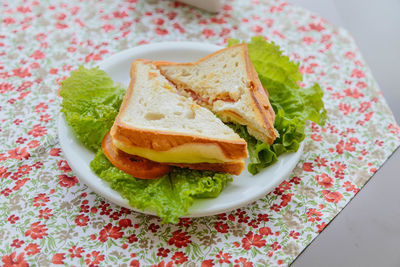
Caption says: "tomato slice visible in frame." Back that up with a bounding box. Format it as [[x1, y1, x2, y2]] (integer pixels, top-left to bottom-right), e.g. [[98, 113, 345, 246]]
[[101, 132, 172, 179]]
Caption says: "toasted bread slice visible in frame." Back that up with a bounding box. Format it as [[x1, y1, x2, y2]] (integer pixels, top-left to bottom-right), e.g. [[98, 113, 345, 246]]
[[154, 44, 277, 145], [110, 60, 248, 174]]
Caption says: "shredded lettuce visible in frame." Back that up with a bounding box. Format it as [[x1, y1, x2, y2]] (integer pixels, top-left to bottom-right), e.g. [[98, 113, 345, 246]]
[[228, 36, 326, 174], [61, 66, 231, 223]]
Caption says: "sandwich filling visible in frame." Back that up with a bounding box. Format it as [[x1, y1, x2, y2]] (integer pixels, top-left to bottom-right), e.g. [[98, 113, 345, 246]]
[[112, 138, 242, 164]]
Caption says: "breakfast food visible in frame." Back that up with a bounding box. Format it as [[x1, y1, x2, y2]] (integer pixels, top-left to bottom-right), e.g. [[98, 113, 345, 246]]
[[154, 44, 277, 145], [109, 60, 248, 175]]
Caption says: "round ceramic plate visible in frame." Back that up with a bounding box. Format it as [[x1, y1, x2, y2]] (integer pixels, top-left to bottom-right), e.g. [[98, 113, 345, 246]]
[[58, 42, 304, 218]]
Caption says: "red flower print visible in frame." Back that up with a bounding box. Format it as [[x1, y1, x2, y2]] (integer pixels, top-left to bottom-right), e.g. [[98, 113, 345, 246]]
[[68, 245, 85, 258], [38, 208, 53, 219], [24, 243, 40, 256], [171, 252, 188, 264], [119, 218, 133, 228], [251, 25, 263, 34], [3, 17, 16, 25], [322, 190, 343, 203], [310, 134, 322, 141], [302, 162, 313, 172], [216, 251, 231, 264], [336, 140, 344, 154], [148, 223, 160, 233], [50, 148, 61, 156], [259, 226, 272, 236], [33, 193, 49, 207], [28, 124, 47, 137], [314, 156, 327, 167], [58, 174, 78, 188], [234, 257, 253, 267], [75, 214, 89, 226], [30, 50, 45, 60], [241, 231, 266, 250], [306, 208, 323, 222], [271, 241, 281, 251], [290, 176, 301, 184], [113, 10, 128, 18], [289, 230, 300, 239], [157, 248, 170, 257], [338, 103, 355, 115], [302, 36, 315, 45], [315, 173, 334, 188], [8, 147, 30, 160], [127, 234, 138, 243], [317, 222, 327, 233], [280, 193, 293, 207], [27, 140, 40, 148], [8, 214, 19, 224], [12, 67, 31, 78], [214, 221, 229, 233], [202, 29, 216, 38], [11, 239, 24, 248], [85, 251, 105, 265], [168, 230, 191, 248], [270, 204, 281, 212], [17, 164, 32, 175], [177, 217, 192, 227], [344, 88, 363, 99], [343, 181, 356, 192], [152, 260, 174, 267], [330, 161, 346, 173], [201, 259, 215, 267], [155, 27, 168, 35], [57, 160, 71, 172], [0, 82, 14, 93], [130, 259, 140, 267], [351, 68, 365, 79], [0, 166, 10, 178], [2, 252, 28, 267], [309, 22, 325, 31], [35, 102, 48, 113], [25, 222, 48, 240], [98, 223, 123, 242]]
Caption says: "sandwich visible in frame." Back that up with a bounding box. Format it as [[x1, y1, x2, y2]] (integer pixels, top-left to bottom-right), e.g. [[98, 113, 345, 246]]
[[154, 44, 278, 145], [106, 59, 248, 176]]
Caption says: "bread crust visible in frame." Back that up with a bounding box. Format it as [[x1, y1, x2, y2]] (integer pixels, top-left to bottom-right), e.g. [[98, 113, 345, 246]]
[[110, 60, 248, 161], [154, 44, 277, 145]]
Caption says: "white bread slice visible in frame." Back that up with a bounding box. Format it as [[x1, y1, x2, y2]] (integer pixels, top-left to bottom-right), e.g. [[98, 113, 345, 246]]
[[154, 44, 277, 145], [110, 60, 248, 174]]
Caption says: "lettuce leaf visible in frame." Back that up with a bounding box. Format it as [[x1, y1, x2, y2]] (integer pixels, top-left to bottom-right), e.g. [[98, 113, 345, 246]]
[[61, 66, 231, 224], [228, 36, 326, 174], [90, 150, 231, 223], [60, 66, 125, 151]]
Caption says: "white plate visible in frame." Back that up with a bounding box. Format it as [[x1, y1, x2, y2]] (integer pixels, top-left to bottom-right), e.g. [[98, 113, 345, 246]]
[[58, 42, 304, 218]]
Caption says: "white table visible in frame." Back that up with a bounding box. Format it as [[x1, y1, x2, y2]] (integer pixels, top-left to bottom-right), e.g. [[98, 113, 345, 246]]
[[287, 0, 400, 266]]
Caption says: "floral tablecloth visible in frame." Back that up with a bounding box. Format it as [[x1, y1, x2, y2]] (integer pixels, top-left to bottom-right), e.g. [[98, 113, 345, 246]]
[[1, 0, 399, 266]]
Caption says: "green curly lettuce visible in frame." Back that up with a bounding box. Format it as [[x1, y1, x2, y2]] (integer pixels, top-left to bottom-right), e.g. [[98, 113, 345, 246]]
[[61, 66, 231, 224], [228, 36, 327, 174], [60, 66, 126, 151], [90, 150, 231, 223]]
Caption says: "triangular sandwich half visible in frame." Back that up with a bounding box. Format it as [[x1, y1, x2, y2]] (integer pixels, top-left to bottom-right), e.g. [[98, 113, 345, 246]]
[[154, 44, 277, 145], [110, 60, 248, 175]]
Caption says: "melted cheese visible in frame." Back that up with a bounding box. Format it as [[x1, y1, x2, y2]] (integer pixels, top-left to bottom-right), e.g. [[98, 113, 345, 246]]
[[112, 139, 236, 164]]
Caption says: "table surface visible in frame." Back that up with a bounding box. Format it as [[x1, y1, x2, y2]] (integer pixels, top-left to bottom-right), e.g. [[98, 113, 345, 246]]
[[287, 0, 400, 266]]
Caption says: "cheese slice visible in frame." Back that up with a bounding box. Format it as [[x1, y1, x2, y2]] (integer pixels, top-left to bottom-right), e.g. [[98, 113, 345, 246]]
[[113, 138, 241, 164]]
